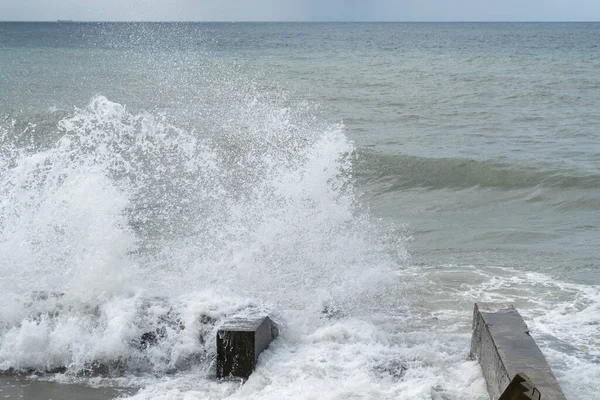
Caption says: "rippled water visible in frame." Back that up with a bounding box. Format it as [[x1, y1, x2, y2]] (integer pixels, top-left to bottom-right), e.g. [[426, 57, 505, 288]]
[[0, 22, 599, 399]]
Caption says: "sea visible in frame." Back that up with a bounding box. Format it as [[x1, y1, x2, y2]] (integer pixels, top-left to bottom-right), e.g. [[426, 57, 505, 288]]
[[0, 22, 599, 399]]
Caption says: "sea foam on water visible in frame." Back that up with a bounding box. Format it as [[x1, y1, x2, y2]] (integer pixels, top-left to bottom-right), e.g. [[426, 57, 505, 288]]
[[0, 88, 596, 398], [1, 22, 599, 400], [0, 93, 431, 398]]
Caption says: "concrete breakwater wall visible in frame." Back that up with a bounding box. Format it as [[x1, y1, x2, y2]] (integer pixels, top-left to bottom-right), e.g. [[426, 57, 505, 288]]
[[470, 302, 567, 400], [1, 293, 572, 396], [216, 316, 279, 380], [0, 292, 280, 381]]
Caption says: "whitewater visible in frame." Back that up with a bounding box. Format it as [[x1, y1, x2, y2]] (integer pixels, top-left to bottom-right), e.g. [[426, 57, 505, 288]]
[[0, 22, 599, 399]]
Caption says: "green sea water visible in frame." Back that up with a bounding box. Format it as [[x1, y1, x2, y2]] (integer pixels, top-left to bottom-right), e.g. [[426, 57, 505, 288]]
[[1, 22, 599, 399]]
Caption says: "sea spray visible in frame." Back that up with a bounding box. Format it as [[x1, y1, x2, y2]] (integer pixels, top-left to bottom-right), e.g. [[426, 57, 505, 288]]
[[0, 93, 406, 384], [0, 110, 138, 300], [1, 21, 598, 400]]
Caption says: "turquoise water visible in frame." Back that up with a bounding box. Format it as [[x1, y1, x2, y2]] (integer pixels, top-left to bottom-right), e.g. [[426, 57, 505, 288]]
[[0, 22, 599, 399]]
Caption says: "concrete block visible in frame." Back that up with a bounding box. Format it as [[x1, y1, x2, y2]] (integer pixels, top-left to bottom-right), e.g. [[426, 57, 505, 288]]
[[499, 372, 541, 400], [470, 302, 567, 400], [216, 316, 278, 380]]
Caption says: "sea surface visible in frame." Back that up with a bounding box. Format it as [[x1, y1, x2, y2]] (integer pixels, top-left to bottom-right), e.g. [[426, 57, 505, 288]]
[[0, 22, 599, 399]]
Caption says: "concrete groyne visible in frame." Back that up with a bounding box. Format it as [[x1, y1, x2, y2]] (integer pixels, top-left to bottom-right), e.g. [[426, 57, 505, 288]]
[[216, 316, 279, 380], [470, 302, 567, 400]]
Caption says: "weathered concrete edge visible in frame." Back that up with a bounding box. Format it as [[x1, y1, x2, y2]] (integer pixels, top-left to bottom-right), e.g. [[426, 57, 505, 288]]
[[470, 303, 513, 399], [470, 302, 568, 400]]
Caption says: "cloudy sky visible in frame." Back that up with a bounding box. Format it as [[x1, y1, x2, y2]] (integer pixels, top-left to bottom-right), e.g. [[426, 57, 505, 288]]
[[1, 0, 599, 22]]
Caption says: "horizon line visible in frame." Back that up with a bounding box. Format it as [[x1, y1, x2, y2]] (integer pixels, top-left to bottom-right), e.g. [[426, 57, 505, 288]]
[[1, 20, 599, 23]]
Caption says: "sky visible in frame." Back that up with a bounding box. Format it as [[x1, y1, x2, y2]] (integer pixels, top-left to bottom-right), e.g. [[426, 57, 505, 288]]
[[1, 0, 599, 22]]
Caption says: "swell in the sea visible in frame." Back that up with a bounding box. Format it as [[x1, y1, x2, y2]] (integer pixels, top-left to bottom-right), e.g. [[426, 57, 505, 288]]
[[355, 149, 600, 192]]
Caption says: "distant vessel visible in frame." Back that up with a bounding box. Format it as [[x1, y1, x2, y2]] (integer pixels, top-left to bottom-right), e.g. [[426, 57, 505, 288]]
[[57, 20, 75, 22]]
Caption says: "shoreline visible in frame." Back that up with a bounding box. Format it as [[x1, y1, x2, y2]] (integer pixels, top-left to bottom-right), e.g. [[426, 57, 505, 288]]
[[0, 376, 136, 400]]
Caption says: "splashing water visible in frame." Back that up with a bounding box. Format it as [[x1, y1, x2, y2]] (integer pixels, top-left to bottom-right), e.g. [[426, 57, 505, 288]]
[[2, 22, 599, 400], [0, 92, 413, 396]]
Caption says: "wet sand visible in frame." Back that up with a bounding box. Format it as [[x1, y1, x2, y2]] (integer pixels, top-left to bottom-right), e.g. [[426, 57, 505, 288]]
[[0, 376, 136, 400]]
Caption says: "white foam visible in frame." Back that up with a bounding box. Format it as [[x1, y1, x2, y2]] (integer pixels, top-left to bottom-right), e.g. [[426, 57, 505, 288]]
[[2, 94, 596, 399], [400, 264, 600, 400], [1, 95, 418, 398]]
